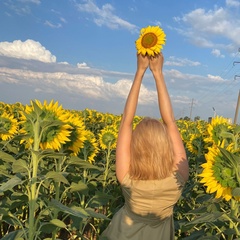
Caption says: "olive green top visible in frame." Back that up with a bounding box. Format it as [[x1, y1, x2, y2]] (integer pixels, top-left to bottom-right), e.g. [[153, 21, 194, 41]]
[[101, 172, 185, 240]]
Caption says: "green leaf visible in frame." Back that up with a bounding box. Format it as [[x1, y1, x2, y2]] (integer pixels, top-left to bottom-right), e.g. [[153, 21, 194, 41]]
[[0, 176, 22, 193], [50, 219, 66, 228], [0, 230, 23, 240], [45, 171, 69, 184], [186, 206, 208, 214], [40, 120, 63, 129], [31, 100, 43, 117], [88, 191, 114, 207], [69, 181, 89, 194], [220, 131, 234, 140], [85, 208, 109, 220], [184, 212, 223, 226], [234, 125, 240, 134], [68, 156, 101, 170], [49, 199, 89, 219], [2, 215, 20, 226], [219, 148, 239, 168], [232, 187, 240, 197], [0, 151, 16, 162], [40, 223, 57, 234], [12, 159, 29, 173], [179, 229, 205, 240], [33, 149, 66, 160], [11, 192, 28, 201], [0, 208, 9, 216]]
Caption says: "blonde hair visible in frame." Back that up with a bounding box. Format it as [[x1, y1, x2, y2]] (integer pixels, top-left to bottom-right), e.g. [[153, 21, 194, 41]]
[[129, 117, 174, 180]]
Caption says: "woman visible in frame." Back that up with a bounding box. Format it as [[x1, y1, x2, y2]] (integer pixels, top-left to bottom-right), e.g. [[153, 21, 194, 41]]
[[101, 53, 189, 240]]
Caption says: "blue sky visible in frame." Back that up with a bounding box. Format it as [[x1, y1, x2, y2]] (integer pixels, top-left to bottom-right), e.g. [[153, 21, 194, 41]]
[[0, 0, 240, 122]]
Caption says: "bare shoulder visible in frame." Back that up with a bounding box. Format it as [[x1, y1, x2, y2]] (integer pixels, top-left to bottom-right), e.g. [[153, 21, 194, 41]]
[[174, 156, 189, 182]]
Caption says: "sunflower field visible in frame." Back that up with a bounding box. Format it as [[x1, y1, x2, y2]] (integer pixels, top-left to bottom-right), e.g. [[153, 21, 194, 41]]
[[0, 100, 239, 240]]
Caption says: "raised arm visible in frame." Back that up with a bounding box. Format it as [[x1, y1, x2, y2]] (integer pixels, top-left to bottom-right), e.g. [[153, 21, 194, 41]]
[[116, 54, 149, 183], [149, 54, 189, 181]]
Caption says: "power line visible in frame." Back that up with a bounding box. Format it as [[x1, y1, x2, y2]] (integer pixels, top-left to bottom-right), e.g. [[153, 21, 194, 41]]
[[195, 49, 240, 112], [199, 50, 240, 105]]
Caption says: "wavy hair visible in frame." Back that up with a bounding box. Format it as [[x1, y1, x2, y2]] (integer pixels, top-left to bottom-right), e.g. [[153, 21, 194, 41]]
[[129, 117, 175, 180]]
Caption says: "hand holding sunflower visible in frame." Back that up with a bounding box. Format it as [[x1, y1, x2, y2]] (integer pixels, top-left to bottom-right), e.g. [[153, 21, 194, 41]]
[[135, 25, 166, 57]]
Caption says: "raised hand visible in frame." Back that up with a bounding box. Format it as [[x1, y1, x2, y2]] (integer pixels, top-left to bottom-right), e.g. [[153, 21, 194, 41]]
[[137, 54, 150, 72], [149, 53, 164, 73]]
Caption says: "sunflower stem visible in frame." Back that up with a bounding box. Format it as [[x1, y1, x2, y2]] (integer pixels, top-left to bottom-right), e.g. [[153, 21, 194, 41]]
[[103, 144, 111, 191], [80, 169, 87, 207], [28, 119, 41, 240], [224, 199, 240, 240], [230, 199, 240, 236], [52, 158, 62, 240], [80, 147, 89, 208]]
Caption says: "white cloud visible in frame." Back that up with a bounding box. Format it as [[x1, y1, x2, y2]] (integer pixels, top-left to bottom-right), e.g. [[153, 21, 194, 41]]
[[207, 74, 224, 82], [77, 62, 90, 69], [60, 17, 67, 23], [211, 49, 225, 58], [18, 0, 41, 4], [174, 6, 240, 51], [44, 20, 62, 28], [59, 61, 69, 65], [165, 56, 201, 67], [226, 0, 240, 7], [0, 59, 238, 121], [180, 8, 229, 35], [76, 0, 138, 32], [113, 79, 156, 104], [0, 39, 56, 63], [0, 67, 156, 104]]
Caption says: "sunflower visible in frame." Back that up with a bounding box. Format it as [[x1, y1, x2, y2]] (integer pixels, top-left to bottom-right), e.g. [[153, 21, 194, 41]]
[[104, 113, 115, 126], [80, 109, 105, 134], [133, 116, 143, 129], [186, 133, 206, 155], [199, 145, 239, 201], [176, 120, 189, 143], [135, 25, 166, 56], [204, 116, 232, 146], [21, 100, 72, 150], [62, 112, 88, 155], [98, 126, 117, 150], [78, 130, 99, 163], [0, 112, 19, 140]]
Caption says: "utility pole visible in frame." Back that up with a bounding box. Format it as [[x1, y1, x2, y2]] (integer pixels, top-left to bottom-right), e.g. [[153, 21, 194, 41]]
[[233, 53, 240, 124], [212, 107, 217, 118], [234, 90, 240, 124], [189, 98, 194, 120]]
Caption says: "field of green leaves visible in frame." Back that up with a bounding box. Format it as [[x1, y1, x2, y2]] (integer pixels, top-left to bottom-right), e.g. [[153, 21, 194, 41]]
[[0, 100, 239, 240]]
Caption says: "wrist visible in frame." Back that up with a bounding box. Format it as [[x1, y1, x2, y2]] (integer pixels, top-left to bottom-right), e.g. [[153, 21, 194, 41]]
[[151, 69, 163, 77], [136, 68, 147, 75]]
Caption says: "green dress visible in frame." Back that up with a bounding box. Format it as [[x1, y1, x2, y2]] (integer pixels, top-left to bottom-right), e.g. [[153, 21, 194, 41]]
[[101, 172, 185, 240]]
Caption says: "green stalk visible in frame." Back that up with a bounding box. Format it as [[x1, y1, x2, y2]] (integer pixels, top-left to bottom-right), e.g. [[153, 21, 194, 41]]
[[28, 120, 41, 240], [52, 159, 62, 240], [225, 199, 240, 240], [81, 146, 89, 207], [230, 199, 240, 236], [8, 212, 28, 240], [80, 169, 87, 207], [103, 144, 111, 191]]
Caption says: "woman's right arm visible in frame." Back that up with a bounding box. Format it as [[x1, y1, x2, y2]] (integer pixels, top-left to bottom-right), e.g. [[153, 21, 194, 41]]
[[116, 54, 149, 183], [149, 54, 189, 182]]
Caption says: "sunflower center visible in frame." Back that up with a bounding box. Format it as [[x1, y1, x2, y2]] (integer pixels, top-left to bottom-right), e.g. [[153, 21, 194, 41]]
[[141, 33, 158, 48], [102, 132, 115, 145]]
